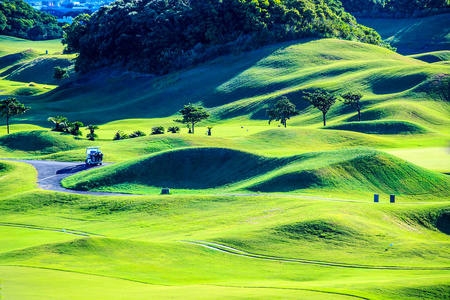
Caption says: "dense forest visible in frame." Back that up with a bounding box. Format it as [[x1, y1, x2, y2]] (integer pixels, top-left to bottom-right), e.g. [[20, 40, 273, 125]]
[[340, 0, 450, 18], [63, 0, 389, 74], [0, 0, 63, 40]]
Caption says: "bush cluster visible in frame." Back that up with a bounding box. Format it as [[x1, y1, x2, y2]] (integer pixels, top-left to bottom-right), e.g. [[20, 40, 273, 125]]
[[63, 0, 389, 74], [48, 116, 84, 136], [0, 0, 63, 40]]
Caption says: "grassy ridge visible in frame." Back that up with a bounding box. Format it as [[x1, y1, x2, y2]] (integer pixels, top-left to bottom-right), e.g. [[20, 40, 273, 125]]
[[0, 130, 89, 157], [61, 147, 450, 200]]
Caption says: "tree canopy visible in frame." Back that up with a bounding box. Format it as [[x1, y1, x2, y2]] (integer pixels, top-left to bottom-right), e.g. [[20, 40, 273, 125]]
[[0, 97, 30, 134], [174, 103, 210, 134], [303, 91, 337, 126], [340, 91, 363, 121], [62, 0, 389, 74], [53, 66, 69, 83], [267, 96, 299, 128], [0, 0, 63, 40]]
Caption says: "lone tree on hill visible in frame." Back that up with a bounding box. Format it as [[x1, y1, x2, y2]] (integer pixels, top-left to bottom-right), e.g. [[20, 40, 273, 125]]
[[340, 91, 363, 121], [302, 91, 337, 126], [53, 66, 69, 83], [174, 103, 210, 134], [267, 96, 299, 128], [48, 116, 68, 132], [0, 97, 30, 134], [86, 124, 99, 141]]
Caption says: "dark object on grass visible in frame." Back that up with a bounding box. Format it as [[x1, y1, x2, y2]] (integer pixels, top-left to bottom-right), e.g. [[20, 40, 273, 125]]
[[168, 126, 180, 133], [374, 194, 379, 202], [161, 188, 170, 195], [151, 126, 165, 135], [390, 194, 395, 203]]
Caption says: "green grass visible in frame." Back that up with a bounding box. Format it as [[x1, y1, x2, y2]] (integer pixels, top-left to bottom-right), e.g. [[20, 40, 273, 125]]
[[0, 35, 449, 299], [386, 147, 450, 173], [0, 35, 64, 56], [409, 51, 450, 63], [61, 147, 450, 201], [325, 120, 431, 135], [0, 166, 449, 299]]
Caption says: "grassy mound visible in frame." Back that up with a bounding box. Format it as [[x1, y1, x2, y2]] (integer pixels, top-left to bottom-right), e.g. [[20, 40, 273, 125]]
[[409, 51, 450, 63], [274, 219, 356, 241], [0, 130, 87, 154], [246, 148, 450, 196], [62, 147, 450, 198], [325, 120, 430, 135], [0, 49, 40, 71], [62, 147, 295, 190], [5, 55, 74, 84]]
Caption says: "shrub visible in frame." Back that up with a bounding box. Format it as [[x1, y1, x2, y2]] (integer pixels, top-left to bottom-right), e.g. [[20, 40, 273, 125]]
[[113, 130, 128, 140], [128, 130, 146, 138], [151, 126, 165, 135], [167, 126, 180, 133], [86, 133, 98, 141]]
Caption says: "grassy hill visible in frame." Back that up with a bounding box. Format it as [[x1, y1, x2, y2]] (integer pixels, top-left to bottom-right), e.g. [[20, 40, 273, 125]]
[[61, 147, 450, 200], [1, 38, 446, 136], [0, 34, 449, 299]]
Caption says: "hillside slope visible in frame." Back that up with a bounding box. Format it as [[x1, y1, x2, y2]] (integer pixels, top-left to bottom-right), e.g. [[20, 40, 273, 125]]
[[357, 14, 450, 54], [12, 39, 448, 134], [62, 147, 450, 199]]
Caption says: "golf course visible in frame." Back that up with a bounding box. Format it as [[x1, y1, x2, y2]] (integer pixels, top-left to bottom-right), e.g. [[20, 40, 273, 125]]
[[0, 4, 449, 299]]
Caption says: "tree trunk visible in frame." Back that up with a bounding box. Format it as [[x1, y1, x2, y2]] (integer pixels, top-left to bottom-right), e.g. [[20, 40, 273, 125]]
[[6, 115, 9, 134], [191, 122, 195, 134], [323, 112, 326, 126], [358, 109, 361, 122]]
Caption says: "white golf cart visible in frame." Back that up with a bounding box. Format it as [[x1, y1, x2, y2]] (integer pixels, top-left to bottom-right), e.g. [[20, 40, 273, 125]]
[[85, 147, 103, 165]]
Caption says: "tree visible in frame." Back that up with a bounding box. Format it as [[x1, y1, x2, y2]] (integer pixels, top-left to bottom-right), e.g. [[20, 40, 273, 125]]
[[48, 116, 68, 132], [174, 103, 210, 134], [340, 91, 363, 121], [65, 120, 83, 136], [302, 91, 337, 126], [85, 124, 99, 141], [0, 97, 30, 134], [53, 66, 69, 83], [267, 96, 299, 128]]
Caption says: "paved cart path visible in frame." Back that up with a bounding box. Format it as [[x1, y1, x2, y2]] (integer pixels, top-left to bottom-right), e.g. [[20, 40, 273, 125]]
[[1, 159, 138, 196]]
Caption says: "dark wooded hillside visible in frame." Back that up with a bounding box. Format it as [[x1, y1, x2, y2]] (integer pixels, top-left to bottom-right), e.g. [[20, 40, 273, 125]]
[[0, 0, 63, 40], [63, 0, 389, 74]]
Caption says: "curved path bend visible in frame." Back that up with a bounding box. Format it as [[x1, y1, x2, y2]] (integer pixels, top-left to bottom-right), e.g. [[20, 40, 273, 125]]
[[1, 159, 138, 196]]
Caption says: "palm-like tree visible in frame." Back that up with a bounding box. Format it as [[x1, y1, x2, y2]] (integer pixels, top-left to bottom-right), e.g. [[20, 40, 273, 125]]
[[48, 116, 68, 132], [85, 124, 99, 141]]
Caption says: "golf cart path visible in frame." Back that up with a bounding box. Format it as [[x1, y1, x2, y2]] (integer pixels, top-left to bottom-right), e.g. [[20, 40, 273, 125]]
[[1, 159, 140, 196]]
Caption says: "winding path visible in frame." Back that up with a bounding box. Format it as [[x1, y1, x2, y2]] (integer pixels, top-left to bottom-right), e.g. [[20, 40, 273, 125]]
[[1, 159, 137, 196]]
